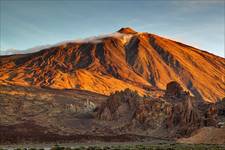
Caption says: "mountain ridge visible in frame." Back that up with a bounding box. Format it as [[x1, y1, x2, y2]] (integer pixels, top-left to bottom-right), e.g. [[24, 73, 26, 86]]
[[0, 27, 224, 102]]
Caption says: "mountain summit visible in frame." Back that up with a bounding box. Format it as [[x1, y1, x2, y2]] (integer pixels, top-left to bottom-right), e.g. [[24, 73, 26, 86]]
[[0, 28, 224, 102], [117, 27, 137, 34]]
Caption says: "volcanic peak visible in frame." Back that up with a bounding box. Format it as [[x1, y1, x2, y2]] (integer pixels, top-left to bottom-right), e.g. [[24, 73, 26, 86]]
[[117, 27, 138, 34]]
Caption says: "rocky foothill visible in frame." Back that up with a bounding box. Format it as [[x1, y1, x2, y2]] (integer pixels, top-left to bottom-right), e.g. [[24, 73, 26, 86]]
[[96, 81, 225, 137]]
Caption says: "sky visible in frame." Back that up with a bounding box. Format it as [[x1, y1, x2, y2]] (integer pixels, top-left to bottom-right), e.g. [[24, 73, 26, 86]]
[[0, 0, 224, 57]]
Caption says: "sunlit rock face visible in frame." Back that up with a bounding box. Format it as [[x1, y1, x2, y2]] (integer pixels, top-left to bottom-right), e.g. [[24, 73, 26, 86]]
[[0, 27, 225, 102]]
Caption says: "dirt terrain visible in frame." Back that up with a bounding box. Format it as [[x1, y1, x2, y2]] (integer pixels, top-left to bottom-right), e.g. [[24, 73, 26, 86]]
[[178, 127, 225, 144]]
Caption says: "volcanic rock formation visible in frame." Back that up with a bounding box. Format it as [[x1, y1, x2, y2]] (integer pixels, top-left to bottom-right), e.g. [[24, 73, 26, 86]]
[[96, 81, 209, 137], [96, 88, 140, 121], [164, 82, 202, 136], [0, 27, 224, 102]]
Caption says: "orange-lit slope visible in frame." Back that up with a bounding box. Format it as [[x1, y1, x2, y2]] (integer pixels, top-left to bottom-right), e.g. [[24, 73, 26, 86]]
[[0, 27, 224, 102]]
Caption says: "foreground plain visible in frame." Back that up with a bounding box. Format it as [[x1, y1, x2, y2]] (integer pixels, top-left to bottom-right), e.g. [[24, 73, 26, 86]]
[[1, 143, 225, 150]]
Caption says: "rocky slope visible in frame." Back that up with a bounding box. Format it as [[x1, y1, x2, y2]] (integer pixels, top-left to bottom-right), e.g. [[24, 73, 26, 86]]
[[0, 27, 224, 102], [96, 81, 222, 138]]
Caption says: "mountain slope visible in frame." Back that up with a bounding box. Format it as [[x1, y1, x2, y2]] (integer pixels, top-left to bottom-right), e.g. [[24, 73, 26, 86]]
[[0, 27, 224, 102]]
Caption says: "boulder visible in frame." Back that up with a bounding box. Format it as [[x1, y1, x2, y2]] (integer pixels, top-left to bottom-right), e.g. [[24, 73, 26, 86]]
[[165, 81, 184, 98]]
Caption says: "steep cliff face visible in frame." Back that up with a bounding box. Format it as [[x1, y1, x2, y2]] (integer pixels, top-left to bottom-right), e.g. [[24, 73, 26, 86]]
[[0, 27, 224, 102], [164, 82, 202, 136]]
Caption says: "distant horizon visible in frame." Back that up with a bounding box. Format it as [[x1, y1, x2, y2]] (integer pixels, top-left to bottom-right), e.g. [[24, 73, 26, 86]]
[[0, 0, 224, 57]]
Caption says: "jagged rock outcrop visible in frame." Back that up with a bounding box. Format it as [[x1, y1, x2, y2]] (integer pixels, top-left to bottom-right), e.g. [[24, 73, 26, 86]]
[[96, 81, 213, 137], [164, 81, 222, 135], [165, 85, 202, 136], [197, 97, 225, 128], [214, 98, 225, 127], [203, 104, 218, 126], [96, 89, 140, 121], [133, 98, 171, 130], [96, 89, 172, 131], [216, 98, 225, 116]]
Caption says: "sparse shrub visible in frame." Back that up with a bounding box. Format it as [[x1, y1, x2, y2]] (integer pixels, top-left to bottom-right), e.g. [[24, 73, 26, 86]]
[[51, 145, 65, 150]]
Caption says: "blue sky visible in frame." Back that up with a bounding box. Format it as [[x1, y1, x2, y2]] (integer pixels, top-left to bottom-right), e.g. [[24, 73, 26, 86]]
[[0, 0, 224, 57]]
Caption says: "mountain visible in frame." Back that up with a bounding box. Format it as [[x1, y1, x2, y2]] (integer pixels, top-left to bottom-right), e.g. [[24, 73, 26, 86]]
[[0, 27, 224, 102]]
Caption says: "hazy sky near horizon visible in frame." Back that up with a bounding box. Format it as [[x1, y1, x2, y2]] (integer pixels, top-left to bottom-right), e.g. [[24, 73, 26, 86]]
[[0, 0, 224, 57]]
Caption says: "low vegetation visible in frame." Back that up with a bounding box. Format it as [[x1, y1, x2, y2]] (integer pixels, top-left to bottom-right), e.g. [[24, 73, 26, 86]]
[[1, 143, 225, 150]]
